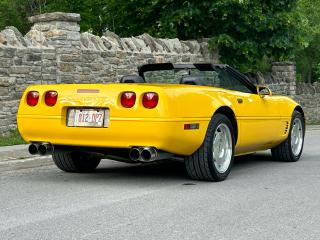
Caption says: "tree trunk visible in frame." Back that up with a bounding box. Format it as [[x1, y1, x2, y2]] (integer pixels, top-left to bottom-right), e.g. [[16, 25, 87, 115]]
[[307, 69, 312, 83]]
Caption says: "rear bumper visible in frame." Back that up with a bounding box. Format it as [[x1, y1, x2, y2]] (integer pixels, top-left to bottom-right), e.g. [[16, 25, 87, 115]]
[[17, 115, 210, 155]]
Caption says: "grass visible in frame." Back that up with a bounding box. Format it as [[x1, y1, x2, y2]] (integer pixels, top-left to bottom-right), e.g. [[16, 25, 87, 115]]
[[0, 129, 25, 147]]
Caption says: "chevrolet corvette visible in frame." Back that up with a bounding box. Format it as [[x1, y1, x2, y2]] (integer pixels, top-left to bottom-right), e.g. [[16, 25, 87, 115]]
[[17, 63, 305, 181]]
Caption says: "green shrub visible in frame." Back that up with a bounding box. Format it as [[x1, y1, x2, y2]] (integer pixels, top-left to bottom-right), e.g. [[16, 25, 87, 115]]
[[0, 129, 25, 147]]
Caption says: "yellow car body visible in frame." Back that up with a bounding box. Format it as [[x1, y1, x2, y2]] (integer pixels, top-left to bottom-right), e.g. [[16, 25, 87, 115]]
[[17, 63, 305, 181], [17, 82, 300, 157]]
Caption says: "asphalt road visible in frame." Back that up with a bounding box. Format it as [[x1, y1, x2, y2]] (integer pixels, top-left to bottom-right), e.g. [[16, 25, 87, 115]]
[[0, 131, 320, 240]]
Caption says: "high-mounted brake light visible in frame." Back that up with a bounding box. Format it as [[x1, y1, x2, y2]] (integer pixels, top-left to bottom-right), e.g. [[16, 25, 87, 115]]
[[45, 91, 58, 106], [143, 92, 158, 109], [121, 92, 136, 108], [26, 91, 39, 106]]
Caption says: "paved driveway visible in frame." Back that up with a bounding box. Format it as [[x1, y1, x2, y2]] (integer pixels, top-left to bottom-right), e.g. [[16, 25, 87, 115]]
[[0, 130, 319, 240]]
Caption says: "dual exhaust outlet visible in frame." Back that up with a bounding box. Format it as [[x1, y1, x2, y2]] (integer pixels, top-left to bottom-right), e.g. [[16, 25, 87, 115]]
[[129, 147, 172, 162], [28, 143, 53, 156], [28, 143, 171, 162]]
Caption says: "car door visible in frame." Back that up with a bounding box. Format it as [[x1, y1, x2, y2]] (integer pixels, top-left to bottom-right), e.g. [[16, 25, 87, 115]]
[[233, 91, 285, 154], [216, 68, 284, 154]]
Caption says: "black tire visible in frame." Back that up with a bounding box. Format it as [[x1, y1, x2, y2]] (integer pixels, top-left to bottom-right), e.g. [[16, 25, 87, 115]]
[[52, 150, 101, 173], [185, 113, 235, 181], [271, 110, 305, 162]]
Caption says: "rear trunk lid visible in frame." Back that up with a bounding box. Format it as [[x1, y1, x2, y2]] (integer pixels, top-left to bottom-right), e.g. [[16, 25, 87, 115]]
[[18, 83, 224, 119]]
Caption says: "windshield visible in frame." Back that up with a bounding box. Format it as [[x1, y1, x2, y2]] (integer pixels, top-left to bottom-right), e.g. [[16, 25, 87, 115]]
[[143, 68, 252, 93], [143, 69, 207, 84]]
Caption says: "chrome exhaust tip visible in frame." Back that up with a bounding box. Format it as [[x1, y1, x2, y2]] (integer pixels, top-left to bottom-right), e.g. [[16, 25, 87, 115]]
[[38, 143, 53, 156], [140, 147, 158, 162], [129, 147, 142, 161], [28, 143, 40, 155], [130, 147, 173, 162]]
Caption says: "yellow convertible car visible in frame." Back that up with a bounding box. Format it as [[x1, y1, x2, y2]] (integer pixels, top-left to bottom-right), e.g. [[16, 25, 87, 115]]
[[17, 63, 305, 181]]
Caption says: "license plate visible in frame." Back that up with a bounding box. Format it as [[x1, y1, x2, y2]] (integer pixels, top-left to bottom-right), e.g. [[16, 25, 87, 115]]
[[67, 109, 109, 128]]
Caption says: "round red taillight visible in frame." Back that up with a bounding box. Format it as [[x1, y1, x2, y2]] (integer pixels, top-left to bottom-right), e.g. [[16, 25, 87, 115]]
[[143, 92, 159, 109], [121, 92, 136, 108], [45, 91, 58, 106], [26, 91, 39, 106]]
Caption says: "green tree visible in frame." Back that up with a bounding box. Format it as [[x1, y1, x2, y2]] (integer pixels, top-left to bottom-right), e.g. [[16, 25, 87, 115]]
[[0, 0, 309, 74], [0, 0, 107, 35], [0, 0, 31, 34], [104, 0, 308, 72], [296, 0, 320, 83]]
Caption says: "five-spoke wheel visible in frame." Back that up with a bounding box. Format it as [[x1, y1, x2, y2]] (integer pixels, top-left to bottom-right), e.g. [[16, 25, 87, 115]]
[[185, 113, 235, 181], [272, 110, 305, 162]]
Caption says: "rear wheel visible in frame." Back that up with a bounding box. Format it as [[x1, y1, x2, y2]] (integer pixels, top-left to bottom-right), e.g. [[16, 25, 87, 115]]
[[271, 110, 305, 162], [185, 113, 235, 181], [52, 150, 101, 173]]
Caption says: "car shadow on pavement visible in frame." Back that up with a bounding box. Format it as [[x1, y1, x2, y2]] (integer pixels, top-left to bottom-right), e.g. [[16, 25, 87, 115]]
[[86, 150, 281, 181], [95, 160, 189, 180], [29, 151, 285, 184]]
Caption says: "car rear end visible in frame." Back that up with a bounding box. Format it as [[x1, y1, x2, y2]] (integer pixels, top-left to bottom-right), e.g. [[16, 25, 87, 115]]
[[17, 83, 211, 158]]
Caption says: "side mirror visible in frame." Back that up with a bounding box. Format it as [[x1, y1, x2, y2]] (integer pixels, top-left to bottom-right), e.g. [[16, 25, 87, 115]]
[[257, 85, 272, 98]]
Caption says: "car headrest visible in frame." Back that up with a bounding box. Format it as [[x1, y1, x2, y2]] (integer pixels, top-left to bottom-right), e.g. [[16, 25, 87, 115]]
[[120, 75, 145, 83], [180, 76, 203, 85]]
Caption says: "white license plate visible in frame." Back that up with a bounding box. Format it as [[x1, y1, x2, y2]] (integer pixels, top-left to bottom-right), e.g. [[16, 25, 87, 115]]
[[67, 109, 109, 128]]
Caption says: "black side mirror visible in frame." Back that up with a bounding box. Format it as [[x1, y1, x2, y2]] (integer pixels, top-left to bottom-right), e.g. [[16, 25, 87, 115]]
[[257, 85, 272, 98], [120, 75, 145, 83]]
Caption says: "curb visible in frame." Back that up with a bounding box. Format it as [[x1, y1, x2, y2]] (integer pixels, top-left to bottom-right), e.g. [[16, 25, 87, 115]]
[[0, 144, 28, 153], [0, 144, 30, 163], [307, 125, 320, 131]]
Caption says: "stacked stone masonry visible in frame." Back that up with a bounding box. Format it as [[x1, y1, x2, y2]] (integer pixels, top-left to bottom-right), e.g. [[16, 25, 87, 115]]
[[254, 62, 320, 124], [0, 12, 319, 135], [0, 12, 218, 135]]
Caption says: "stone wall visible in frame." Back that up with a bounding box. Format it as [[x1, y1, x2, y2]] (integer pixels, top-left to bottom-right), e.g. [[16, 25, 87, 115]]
[[252, 62, 320, 123], [293, 93, 320, 124], [248, 62, 296, 96], [0, 12, 218, 136], [294, 82, 320, 124], [0, 12, 319, 136], [260, 62, 320, 124]]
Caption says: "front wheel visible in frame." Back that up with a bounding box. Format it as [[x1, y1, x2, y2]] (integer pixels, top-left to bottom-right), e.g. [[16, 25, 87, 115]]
[[52, 150, 101, 173], [185, 113, 235, 181], [271, 110, 305, 162]]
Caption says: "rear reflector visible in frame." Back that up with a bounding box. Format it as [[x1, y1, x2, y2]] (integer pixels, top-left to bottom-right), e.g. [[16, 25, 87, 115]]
[[121, 92, 136, 108], [142, 92, 158, 109], [184, 123, 200, 130], [45, 91, 58, 106], [26, 91, 39, 106]]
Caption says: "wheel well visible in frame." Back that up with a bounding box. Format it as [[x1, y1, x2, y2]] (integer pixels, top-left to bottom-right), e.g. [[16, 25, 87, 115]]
[[294, 106, 305, 121], [215, 106, 238, 144]]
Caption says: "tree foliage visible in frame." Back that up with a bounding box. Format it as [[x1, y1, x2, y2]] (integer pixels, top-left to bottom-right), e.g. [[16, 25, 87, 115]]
[[103, 0, 309, 72], [0, 0, 32, 34], [295, 0, 320, 82], [0, 0, 314, 76]]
